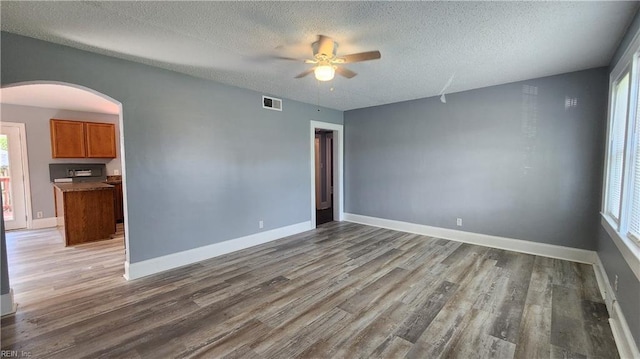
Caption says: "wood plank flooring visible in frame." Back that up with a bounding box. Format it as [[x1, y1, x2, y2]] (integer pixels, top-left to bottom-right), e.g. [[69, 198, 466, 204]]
[[1, 222, 618, 358]]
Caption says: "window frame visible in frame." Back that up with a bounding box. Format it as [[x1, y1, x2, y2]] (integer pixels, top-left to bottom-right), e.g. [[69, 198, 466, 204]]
[[618, 62, 640, 250], [602, 32, 640, 270], [604, 69, 631, 224]]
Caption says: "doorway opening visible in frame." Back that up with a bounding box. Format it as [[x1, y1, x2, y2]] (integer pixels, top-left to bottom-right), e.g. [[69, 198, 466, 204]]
[[315, 130, 334, 226], [1, 122, 31, 230], [1, 81, 130, 316], [309, 121, 343, 228]]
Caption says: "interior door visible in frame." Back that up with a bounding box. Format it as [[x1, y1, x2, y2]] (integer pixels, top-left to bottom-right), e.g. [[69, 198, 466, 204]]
[[315, 131, 332, 210], [323, 133, 333, 209], [315, 135, 322, 209], [1, 123, 28, 230]]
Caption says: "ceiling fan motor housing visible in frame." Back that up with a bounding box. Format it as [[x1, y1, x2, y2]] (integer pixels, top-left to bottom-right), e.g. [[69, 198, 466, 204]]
[[312, 40, 337, 60]]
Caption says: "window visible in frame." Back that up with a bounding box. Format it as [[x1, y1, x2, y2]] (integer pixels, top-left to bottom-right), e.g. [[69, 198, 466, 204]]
[[603, 47, 640, 254], [605, 72, 629, 222]]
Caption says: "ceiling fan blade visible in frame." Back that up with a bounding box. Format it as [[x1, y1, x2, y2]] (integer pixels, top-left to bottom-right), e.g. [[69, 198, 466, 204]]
[[335, 66, 357, 79], [338, 50, 381, 63], [295, 68, 315, 79], [317, 35, 335, 57], [304, 59, 318, 64], [272, 55, 301, 61]]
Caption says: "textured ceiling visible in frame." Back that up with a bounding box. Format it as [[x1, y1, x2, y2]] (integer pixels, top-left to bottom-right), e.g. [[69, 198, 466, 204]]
[[1, 84, 120, 115], [1, 1, 637, 111]]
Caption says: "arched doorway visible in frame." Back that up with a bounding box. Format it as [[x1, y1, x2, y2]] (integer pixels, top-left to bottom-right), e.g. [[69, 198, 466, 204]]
[[0, 81, 130, 315]]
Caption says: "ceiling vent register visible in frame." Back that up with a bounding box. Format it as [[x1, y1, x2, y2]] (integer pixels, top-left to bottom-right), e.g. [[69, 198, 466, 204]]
[[262, 96, 282, 111]]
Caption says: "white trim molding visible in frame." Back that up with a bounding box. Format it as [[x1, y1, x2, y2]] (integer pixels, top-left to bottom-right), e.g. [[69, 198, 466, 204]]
[[310, 121, 344, 228], [31, 217, 58, 229], [1, 289, 17, 317], [344, 213, 597, 264], [1, 122, 32, 230], [124, 221, 312, 280], [593, 255, 640, 359], [610, 300, 640, 359]]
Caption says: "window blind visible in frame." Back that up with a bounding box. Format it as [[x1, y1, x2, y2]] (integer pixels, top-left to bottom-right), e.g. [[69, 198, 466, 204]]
[[629, 74, 640, 243]]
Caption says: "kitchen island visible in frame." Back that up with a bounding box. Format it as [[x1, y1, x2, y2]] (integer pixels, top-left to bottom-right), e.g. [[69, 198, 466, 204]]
[[104, 175, 124, 223], [54, 182, 116, 246]]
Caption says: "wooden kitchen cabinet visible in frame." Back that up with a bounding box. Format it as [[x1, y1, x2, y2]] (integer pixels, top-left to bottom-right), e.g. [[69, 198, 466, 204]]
[[50, 119, 116, 158], [85, 122, 117, 158], [105, 176, 124, 224], [50, 119, 86, 158], [112, 182, 124, 223], [54, 183, 116, 246]]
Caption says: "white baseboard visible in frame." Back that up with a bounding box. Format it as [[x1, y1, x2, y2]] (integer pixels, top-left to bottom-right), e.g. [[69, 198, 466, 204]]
[[344, 213, 596, 264], [124, 221, 313, 280], [592, 256, 613, 308], [1, 289, 17, 317], [593, 255, 640, 359], [31, 217, 58, 229]]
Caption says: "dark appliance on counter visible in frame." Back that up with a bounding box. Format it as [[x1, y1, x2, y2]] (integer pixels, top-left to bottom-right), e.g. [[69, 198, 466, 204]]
[[49, 163, 107, 183]]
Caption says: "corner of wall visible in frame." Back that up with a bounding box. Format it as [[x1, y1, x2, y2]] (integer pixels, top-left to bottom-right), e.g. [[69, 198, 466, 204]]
[[0, 289, 17, 317]]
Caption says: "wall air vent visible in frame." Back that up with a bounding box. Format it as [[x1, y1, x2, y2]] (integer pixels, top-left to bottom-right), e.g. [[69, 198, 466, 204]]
[[262, 95, 282, 111]]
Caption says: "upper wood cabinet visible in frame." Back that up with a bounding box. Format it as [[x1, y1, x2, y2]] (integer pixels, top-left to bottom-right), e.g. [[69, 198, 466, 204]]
[[50, 119, 86, 158], [85, 122, 117, 158], [50, 119, 117, 159]]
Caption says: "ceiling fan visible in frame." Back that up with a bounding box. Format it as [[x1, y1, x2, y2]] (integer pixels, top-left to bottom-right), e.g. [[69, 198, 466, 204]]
[[294, 35, 381, 82]]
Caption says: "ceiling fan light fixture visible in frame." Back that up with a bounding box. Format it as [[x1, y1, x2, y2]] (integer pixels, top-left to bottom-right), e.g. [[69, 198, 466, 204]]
[[292, 35, 380, 81], [314, 64, 335, 81]]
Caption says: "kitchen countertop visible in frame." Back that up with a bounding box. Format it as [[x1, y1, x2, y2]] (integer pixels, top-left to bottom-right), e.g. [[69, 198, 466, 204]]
[[54, 182, 114, 192], [105, 175, 122, 184]]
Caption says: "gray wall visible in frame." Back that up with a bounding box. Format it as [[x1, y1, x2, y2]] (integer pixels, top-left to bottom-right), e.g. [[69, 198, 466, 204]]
[[345, 68, 608, 250], [597, 227, 640, 349], [1, 104, 121, 219], [1, 32, 342, 263]]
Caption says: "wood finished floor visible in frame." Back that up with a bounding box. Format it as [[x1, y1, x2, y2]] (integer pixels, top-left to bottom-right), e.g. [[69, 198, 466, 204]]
[[1, 222, 618, 359]]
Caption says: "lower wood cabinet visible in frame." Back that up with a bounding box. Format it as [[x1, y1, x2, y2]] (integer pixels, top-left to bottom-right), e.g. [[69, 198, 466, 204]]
[[54, 185, 116, 246], [112, 182, 124, 223]]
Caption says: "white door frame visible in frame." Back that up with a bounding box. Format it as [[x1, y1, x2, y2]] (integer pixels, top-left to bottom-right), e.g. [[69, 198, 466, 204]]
[[310, 120, 344, 227], [0, 122, 32, 230]]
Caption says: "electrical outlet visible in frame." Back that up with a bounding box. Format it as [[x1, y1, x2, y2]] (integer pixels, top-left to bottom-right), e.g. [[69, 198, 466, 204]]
[[114, 169, 120, 175], [456, 218, 462, 227], [36, 211, 43, 219], [259, 220, 264, 229], [614, 275, 619, 292]]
